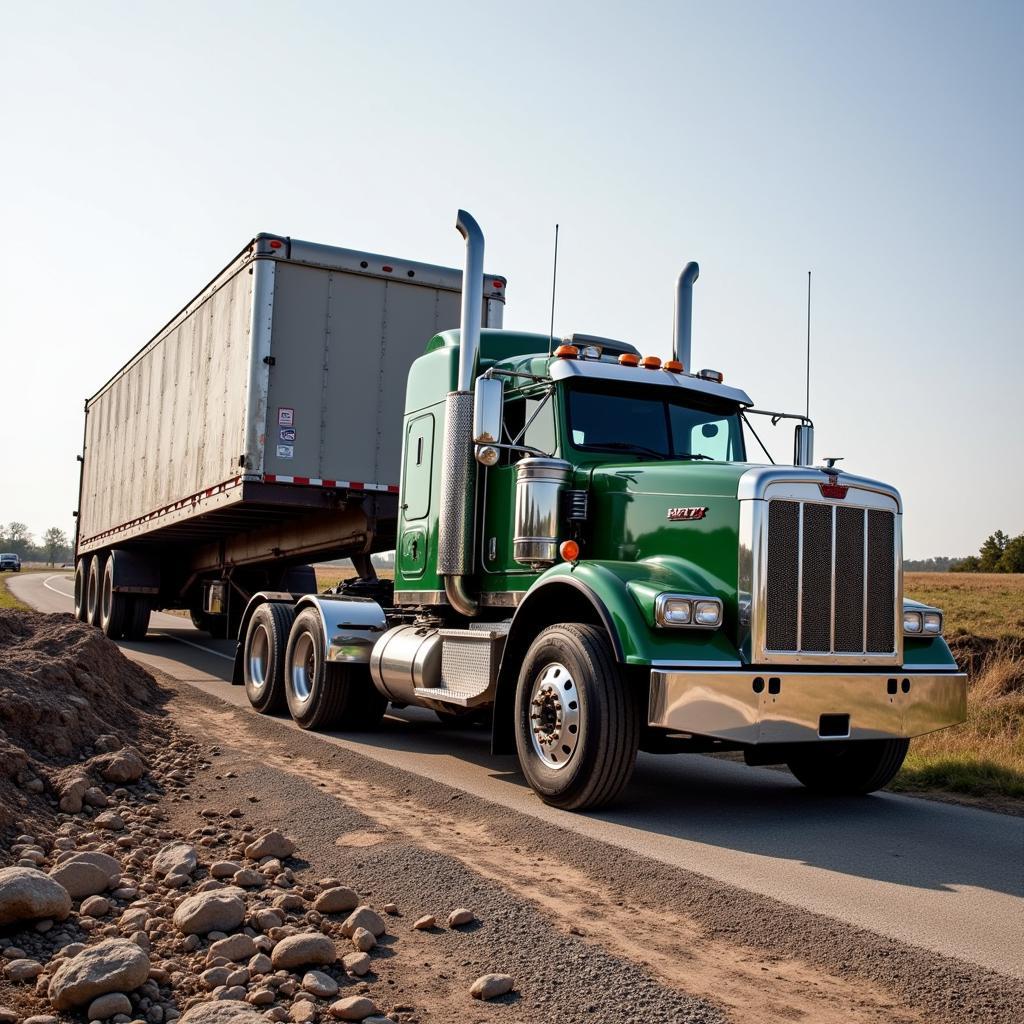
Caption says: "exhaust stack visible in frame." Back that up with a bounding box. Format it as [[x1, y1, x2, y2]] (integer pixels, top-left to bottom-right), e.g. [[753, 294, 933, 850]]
[[437, 210, 485, 616], [673, 262, 700, 370]]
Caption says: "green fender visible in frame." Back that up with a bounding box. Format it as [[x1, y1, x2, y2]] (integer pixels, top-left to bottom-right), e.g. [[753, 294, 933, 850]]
[[513, 556, 742, 667]]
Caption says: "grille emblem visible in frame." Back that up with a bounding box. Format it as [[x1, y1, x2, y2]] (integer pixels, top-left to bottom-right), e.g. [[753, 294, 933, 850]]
[[820, 475, 848, 499], [667, 506, 708, 521]]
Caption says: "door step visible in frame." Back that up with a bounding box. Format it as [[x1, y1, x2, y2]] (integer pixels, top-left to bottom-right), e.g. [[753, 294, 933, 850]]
[[413, 627, 507, 707]]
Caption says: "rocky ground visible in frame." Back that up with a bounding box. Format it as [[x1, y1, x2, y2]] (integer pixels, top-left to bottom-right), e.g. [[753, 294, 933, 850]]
[[2, 609, 1022, 1024]]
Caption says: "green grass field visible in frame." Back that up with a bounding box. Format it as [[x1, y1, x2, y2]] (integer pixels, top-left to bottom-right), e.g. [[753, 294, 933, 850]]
[[0, 569, 36, 610], [892, 573, 1024, 807]]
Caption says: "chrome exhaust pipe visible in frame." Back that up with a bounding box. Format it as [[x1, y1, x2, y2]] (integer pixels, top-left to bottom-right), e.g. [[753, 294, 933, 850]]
[[673, 261, 700, 370], [437, 210, 484, 616]]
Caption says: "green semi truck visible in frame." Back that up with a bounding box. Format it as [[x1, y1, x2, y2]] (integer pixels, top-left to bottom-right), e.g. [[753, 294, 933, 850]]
[[75, 211, 966, 810]]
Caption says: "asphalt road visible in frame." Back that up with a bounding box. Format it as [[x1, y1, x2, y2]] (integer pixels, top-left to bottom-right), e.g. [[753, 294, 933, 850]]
[[11, 570, 1024, 980]]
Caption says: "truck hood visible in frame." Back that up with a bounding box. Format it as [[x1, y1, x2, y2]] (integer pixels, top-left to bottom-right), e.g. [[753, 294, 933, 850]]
[[583, 460, 758, 596]]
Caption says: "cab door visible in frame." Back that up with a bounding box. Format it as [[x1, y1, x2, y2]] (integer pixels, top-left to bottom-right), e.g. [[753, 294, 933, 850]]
[[398, 413, 434, 580]]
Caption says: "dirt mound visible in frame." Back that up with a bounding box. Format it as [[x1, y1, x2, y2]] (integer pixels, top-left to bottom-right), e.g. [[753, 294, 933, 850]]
[[0, 609, 169, 832], [947, 632, 1024, 684]]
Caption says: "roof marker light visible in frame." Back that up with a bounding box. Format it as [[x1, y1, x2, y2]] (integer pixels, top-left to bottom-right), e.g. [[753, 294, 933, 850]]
[[554, 344, 579, 358], [618, 353, 640, 367], [663, 359, 684, 373], [698, 368, 724, 383], [269, 240, 283, 249], [382, 265, 393, 273], [641, 355, 662, 369]]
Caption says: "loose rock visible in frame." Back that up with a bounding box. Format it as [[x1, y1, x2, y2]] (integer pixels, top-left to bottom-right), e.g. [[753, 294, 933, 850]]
[[172, 892, 246, 936], [209, 935, 257, 964], [302, 971, 339, 998], [412, 915, 434, 931], [152, 843, 198, 880], [469, 973, 514, 1000], [447, 908, 474, 928], [271, 934, 336, 970], [341, 953, 370, 978], [89, 747, 146, 784], [47, 938, 151, 1009], [328, 997, 378, 1021], [243, 833, 295, 861], [179, 1000, 267, 1024], [0, 866, 72, 925], [87, 992, 134, 1020], [350, 928, 374, 954], [312, 888, 358, 915], [5, 958, 44, 981], [49, 852, 120, 899], [339, 908, 385, 939]]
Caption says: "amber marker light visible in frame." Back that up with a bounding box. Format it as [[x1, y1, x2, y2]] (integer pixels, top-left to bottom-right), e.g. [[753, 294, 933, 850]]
[[641, 355, 662, 369], [618, 353, 640, 366], [555, 344, 579, 358], [663, 359, 684, 373], [559, 539, 580, 562]]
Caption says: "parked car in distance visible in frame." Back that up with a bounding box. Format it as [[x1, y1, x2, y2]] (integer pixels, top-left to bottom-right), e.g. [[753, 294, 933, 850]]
[[0, 553, 21, 572]]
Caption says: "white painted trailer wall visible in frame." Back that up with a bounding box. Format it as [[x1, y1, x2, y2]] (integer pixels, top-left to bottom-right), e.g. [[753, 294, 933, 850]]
[[77, 235, 505, 553]]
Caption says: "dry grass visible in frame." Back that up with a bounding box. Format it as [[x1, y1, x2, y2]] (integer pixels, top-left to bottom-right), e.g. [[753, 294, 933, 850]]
[[314, 565, 395, 591], [893, 574, 1024, 806], [0, 573, 29, 610]]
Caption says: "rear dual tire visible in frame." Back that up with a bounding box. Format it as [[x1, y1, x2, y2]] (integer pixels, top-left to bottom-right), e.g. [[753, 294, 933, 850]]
[[243, 602, 295, 714], [283, 608, 387, 731]]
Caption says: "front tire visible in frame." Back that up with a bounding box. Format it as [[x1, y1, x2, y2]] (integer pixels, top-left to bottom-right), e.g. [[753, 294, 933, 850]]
[[786, 738, 910, 795], [244, 602, 295, 713], [514, 624, 639, 811], [284, 608, 387, 731]]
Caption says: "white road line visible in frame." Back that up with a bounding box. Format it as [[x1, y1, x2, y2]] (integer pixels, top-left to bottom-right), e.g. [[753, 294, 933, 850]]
[[155, 631, 235, 662], [44, 574, 76, 597]]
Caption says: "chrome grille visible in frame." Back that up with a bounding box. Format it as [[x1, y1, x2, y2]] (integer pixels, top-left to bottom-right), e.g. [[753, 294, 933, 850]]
[[765, 499, 896, 657]]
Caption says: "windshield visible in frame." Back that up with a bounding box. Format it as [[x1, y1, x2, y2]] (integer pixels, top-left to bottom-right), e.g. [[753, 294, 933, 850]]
[[567, 382, 746, 462]]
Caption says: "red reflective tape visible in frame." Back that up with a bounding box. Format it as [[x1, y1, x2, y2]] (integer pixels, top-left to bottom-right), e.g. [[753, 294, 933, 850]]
[[293, 476, 310, 485], [323, 479, 336, 487], [265, 474, 277, 482], [349, 481, 365, 490], [387, 485, 399, 493]]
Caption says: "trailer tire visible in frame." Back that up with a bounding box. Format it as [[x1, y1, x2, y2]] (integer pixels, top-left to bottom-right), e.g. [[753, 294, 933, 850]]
[[123, 597, 151, 640], [190, 610, 228, 639], [284, 608, 387, 731], [99, 558, 129, 639], [73, 559, 88, 622], [86, 554, 105, 628], [514, 623, 639, 811], [786, 738, 910, 795], [244, 602, 294, 714]]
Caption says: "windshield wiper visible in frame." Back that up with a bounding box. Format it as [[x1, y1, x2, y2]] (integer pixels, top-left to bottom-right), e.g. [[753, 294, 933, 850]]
[[674, 453, 713, 461], [578, 441, 668, 460]]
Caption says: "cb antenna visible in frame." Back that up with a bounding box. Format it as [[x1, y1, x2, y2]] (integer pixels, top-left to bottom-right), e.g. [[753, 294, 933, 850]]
[[547, 223, 560, 356], [805, 270, 812, 419]]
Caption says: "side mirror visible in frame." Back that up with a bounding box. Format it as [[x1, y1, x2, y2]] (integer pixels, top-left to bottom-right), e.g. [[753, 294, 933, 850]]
[[793, 424, 814, 467], [473, 376, 503, 444]]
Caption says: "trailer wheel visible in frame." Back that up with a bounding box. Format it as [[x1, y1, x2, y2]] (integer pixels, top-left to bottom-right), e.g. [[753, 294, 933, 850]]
[[244, 602, 295, 714], [99, 558, 129, 639], [786, 738, 910, 795], [190, 610, 228, 639], [73, 559, 88, 622], [85, 554, 105, 628], [514, 623, 639, 811], [122, 597, 151, 640], [284, 608, 387, 731]]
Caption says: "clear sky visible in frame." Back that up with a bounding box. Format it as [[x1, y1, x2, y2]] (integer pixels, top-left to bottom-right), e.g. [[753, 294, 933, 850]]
[[1, 0, 1021, 558]]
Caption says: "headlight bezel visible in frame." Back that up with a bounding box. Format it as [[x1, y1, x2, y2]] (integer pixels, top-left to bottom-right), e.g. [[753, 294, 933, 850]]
[[655, 593, 723, 630]]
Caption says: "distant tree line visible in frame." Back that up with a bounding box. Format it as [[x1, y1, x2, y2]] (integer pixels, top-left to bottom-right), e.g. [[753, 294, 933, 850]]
[[0, 522, 72, 565], [952, 530, 1024, 574], [903, 556, 964, 572]]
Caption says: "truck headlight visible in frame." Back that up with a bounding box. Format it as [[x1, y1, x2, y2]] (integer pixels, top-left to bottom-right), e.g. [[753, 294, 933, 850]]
[[655, 594, 722, 629], [903, 604, 943, 636]]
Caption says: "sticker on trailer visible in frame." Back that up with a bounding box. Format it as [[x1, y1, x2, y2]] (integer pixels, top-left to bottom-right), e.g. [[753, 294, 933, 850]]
[[278, 407, 294, 427], [276, 444, 294, 459], [279, 427, 296, 442]]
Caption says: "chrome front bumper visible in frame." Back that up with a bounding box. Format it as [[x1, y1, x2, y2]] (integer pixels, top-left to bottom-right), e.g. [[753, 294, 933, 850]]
[[648, 668, 967, 743]]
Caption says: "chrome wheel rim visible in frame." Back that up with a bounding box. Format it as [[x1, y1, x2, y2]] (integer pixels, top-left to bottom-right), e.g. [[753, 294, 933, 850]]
[[528, 662, 581, 770], [248, 623, 270, 693], [290, 630, 316, 704]]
